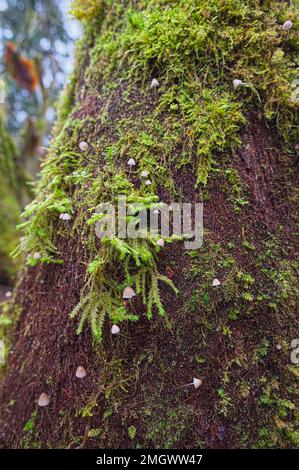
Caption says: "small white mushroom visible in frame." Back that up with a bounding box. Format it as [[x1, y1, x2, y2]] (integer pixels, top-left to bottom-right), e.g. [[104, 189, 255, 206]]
[[276, 344, 282, 350], [111, 324, 120, 335], [38, 393, 50, 407], [59, 213, 72, 221], [145, 179, 152, 186], [153, 209, 159, 215], [75, 366, 87, 379], [233, 79, 243, 90], [141, 170, 149, 178], [33, 252, 41, 260], [193, 377, 203, 389], [79, 141, 88, 151], [122, 286, 136, 299], [5, 291, 12, 298], [151, 78, 159, 89], [212, 278, 221, 287], [127, 158, 136, 167], [179, 377, 203, 390], [281, 20, 293, 31], [157, 239, 165, 248], [127, 158, 136, 175]]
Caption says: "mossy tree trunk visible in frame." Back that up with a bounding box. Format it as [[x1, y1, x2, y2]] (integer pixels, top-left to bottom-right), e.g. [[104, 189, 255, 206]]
[[0, 0, 298, 449]]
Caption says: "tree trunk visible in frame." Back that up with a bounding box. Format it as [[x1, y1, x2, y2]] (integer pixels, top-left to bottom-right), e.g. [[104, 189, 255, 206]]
[[0, 0, 298, 449]]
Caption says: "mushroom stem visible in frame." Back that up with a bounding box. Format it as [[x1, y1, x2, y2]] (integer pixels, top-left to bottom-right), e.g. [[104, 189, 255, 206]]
[[176, 382, 193, 389]]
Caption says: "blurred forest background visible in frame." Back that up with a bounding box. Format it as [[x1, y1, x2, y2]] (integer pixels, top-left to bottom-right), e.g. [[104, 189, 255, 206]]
[[0, 0, 80, 292]]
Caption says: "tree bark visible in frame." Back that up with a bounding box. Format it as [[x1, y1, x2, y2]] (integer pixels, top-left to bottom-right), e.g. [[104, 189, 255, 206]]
[[0, 0, 298, 449]]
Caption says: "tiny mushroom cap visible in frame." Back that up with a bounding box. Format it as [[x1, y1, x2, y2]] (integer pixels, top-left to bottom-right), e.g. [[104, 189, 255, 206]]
[[79, 141, 88, 151], [153, 209, 159, 215], [141, 170, 149, 178], [282, 20, 293, 30], [33, 252, 41, 260], [5, 291, 12, 298], [233, 79, 243, 89], [276, 344, 282, 350], [212, 278, 221, 287], [111, 324, 120, 335], [127, 158, 136, 167], [38, 392, 50, 407], [157, 238, 165, 248], [145, 179, 152, 186], [76, 366, 87, 379], [59, 213, 72, 221], [151, 78, 159, 89], [122, 286, 136, 299], [193, 378, 203, 389]]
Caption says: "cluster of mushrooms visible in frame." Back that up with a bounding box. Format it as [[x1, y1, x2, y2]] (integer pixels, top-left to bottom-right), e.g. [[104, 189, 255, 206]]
[[35, 277, 228, 406]]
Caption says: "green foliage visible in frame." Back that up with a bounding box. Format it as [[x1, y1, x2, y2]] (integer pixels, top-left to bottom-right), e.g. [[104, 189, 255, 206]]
[[22, 411, 39, 449], [12, 143, 78, 264], [71, 195, 178, 341], [128, 425, 137, 440], [70, 0, 105, 22], [177, 89, 244, 185], [224, 168, 249, 213], [253, 339, 269, 364], [217, 388, 232, 417], [145, 403, 196, 449], [0, 115, 21, 282]]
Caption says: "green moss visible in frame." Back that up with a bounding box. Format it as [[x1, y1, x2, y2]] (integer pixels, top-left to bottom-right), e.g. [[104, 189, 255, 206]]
[[71, 190, 178, 342], [0, 115, 21, 283], [255, 372, 298, 448], [88, 0, 298, 166], [145, 403, 197, 449], [22, 411, 39, 449], [70, 0, 105, 23]]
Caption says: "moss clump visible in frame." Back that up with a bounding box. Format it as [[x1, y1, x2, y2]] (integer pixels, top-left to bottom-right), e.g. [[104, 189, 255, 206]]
[[88, 0, 298, 171], [70, 0, 105, 23]]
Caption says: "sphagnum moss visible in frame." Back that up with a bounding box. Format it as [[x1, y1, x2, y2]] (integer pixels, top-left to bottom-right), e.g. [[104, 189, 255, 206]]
[[13, 0, 298, 342]]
